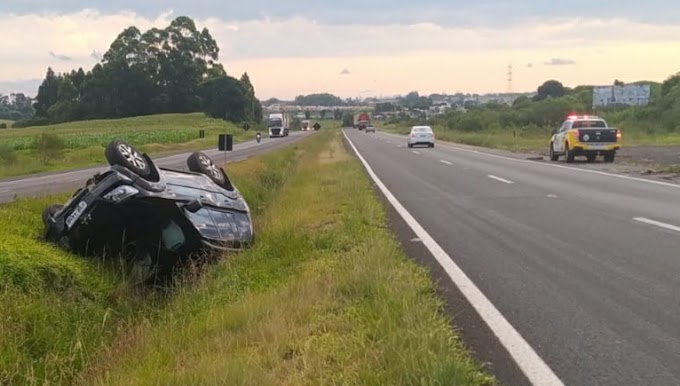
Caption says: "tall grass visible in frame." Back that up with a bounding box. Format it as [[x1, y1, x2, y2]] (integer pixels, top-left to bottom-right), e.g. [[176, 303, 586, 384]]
[[0, 135, 304, 385], [78, 131, 495, 386]]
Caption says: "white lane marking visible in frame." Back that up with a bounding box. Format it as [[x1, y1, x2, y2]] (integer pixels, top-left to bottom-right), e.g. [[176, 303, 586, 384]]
[[440, 160, 453, 165], [547, 194, 559, 198], [633, 217, 680, 233], [377, 132, 680, 189], [412, 150, 421, 155], [488, 175, 515, 184], [343, 130, 564, 386]]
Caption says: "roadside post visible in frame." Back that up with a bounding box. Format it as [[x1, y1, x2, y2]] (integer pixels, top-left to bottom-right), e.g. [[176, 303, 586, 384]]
[[218, 134, 233, 164]]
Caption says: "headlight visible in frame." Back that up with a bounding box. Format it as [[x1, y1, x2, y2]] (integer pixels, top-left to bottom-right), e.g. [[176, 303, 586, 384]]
[[104, 186, 139, 202]]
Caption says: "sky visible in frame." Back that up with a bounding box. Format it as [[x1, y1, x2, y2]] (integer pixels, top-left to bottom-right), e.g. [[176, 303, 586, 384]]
[[2, 1, 680, 99]]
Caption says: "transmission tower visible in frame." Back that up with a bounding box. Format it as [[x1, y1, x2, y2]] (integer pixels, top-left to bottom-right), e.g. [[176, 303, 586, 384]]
[[506, 63, 513, 94]]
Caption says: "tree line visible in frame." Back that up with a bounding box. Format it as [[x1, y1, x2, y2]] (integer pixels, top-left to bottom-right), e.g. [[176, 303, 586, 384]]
[[16, 16, 261, 128], [0, 93, 33, 123], [386, 74, 680, 136]]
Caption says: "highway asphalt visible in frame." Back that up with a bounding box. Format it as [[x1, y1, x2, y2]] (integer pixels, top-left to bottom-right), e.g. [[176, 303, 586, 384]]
[[344, 128, 680, 386], [0, 131, 310, 203]]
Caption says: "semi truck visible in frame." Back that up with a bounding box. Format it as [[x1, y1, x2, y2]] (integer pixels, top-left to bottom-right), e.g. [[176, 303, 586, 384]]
[[268, 112, 290, 138], [353, 112, 371, 130]]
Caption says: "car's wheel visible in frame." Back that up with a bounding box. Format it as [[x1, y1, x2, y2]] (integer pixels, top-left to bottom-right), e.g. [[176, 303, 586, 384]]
[[105, 140, 152, 178], [604, 151, 616, 163], [187, 151, 226, 186], [549, 144, 559, 161], [41, 204, 64, 225], [586, 154, 597, 163], [565, 143, 575, 163]]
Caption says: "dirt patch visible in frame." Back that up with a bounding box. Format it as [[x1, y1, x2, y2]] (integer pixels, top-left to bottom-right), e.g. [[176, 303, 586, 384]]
[[521, 145, 680, 184]]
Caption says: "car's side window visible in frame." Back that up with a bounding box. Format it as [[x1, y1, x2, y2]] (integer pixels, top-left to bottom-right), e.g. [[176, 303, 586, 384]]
[[562, 121, 571, 132]]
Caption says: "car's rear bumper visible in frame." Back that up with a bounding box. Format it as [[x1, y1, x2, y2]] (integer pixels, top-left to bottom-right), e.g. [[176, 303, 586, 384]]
[[572, 143, 620, 154]]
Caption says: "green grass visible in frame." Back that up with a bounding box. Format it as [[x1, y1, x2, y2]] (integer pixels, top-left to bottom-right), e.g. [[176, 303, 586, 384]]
[[380, 120, 680, 152], [76, 130, 495, 386], [0, 113, 255, 179], [0, 136, 303, 386]]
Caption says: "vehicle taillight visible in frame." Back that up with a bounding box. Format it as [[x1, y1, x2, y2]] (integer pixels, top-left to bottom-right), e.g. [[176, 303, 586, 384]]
[[616, 130, 622, 141]]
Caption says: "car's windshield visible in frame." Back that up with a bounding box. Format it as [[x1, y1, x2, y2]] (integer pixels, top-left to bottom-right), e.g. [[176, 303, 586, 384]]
[[185, 208, 252, 241], [413, 127, 432, 133]]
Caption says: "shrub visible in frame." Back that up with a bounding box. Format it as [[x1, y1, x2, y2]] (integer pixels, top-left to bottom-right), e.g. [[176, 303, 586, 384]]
[[33, 133, 65, 164]]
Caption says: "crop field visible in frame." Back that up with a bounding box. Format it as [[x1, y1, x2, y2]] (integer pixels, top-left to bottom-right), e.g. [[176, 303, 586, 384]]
[[0, 113, 254, 178]]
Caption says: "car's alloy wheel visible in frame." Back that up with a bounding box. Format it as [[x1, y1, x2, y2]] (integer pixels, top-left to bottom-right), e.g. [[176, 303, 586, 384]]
[[118, 144, 146, 171], [105, 140, 153, 178], [199, 154, 222, 181]]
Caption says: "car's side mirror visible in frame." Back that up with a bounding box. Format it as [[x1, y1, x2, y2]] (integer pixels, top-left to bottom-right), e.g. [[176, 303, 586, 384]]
[[184, 199, 203, 213]]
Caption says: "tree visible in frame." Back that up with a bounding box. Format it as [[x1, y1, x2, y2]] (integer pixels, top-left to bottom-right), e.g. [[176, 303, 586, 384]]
[[535, 80, 565, 101], [200, 75, 249, 122], [33, 67, 60, 117], [294, 93, 344, 106], [304, 110, 311, 119], [26, 16, 257, 126], [614, 79, 625, 86], [47, 77, 79, 123]]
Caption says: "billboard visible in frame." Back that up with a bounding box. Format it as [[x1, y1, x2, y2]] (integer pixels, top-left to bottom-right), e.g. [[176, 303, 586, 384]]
[[592, 84, 651, 108]]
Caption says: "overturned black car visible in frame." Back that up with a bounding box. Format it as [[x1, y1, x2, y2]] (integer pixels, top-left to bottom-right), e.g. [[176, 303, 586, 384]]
[[42, 140, 254, 280]]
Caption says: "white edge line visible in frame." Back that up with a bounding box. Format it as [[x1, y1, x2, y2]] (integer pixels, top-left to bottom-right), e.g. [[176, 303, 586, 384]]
[[633, 217, 680, 233], [488, 175, 515, 184], [412, 150, 421, 155], [440, 160, 453, 165], [378, 132, 680, 189], [342, 130, 564, 386]]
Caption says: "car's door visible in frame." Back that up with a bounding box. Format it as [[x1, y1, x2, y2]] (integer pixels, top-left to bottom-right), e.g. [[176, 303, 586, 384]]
[[553, 121, 568, 152]]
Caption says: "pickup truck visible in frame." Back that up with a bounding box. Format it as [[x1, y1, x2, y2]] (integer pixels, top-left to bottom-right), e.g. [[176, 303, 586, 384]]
[[549, 115, 621, 163]]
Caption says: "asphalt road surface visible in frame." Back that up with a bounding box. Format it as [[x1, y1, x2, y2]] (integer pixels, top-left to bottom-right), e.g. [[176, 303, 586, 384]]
[[0, 131, 310, 203], [344, 129, 680, 386]]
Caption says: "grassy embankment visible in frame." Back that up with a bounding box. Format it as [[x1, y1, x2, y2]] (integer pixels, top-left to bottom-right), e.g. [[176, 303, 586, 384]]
[[0, 113, 254, 179], [1, 129, 494, 385], [0, 119, 12, 128]]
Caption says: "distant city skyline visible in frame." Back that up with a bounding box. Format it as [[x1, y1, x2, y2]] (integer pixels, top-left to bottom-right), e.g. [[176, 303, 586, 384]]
[[2, 2, 680, 99]]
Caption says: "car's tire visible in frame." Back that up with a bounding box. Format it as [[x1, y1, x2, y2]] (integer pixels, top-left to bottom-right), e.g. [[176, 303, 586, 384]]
[[604, 151, 616, 163], [549, 144, 559, 161], [105, 140, 152, 178], [187, 151, 227, 186], [41, 204, 64, 225], [586, 154, 597, 163], [565, 143, 575, 163]]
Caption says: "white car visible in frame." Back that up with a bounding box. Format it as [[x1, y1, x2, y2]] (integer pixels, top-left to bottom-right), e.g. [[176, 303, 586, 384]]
[[365, 125, 376, 133], [407, 126, 435, 148]]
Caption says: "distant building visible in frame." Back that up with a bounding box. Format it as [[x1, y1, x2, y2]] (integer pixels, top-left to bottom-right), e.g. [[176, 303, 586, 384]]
[[592, 84, 651, 108]]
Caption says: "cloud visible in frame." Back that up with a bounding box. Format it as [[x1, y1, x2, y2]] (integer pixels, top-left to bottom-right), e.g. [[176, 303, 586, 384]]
[[340, 68, 350, 75], [0, 79, 43, 97], [49, 51, 71, 61], [4, 1, 680, 28], [2, 9, 680, 98], [544, 58, 576, 66]]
